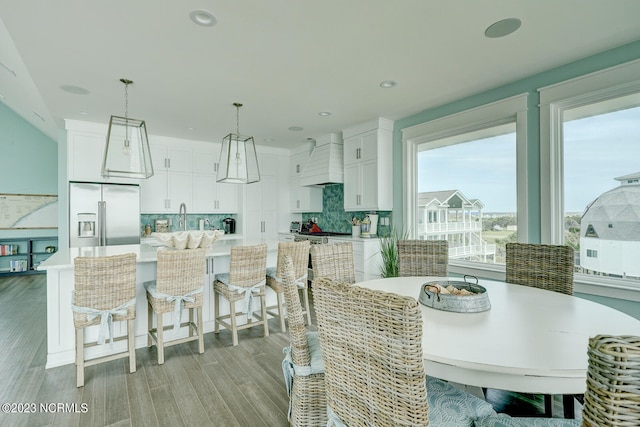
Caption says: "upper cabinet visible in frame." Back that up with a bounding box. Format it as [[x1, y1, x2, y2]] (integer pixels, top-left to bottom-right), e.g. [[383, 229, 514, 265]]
[[289, 151, 323, 213], [342, 118, 393, 212]]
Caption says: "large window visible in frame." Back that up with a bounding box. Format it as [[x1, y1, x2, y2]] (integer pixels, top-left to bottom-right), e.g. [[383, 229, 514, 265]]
[[402, 94, 528, 270], [417, 124, 516, 264], [540, 58, 640, 290]]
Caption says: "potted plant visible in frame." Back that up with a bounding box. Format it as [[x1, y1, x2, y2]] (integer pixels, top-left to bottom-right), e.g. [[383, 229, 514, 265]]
[[378, 227, 408, 278]]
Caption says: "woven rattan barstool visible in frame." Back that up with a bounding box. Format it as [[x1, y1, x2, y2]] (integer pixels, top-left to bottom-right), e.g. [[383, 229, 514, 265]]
[[265, 240, 311, 332], [280, 255, 327, 426], [582, 335, 640, 427], [72, 253, 137, 387], [505, 242, 576, 418], [213, 243, 268, 346], [309, 242, 355, 284], [398, 239, 448, 277], [144, 248, 206, 365]]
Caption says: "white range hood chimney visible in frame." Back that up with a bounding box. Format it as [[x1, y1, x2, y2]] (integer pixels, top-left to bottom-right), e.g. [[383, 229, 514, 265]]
[[300, 132, 343, 186]]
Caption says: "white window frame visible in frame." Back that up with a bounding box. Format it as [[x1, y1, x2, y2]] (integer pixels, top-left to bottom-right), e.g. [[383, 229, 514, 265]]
[[539, 58, 640, 300], [401, 94, 528, 277]]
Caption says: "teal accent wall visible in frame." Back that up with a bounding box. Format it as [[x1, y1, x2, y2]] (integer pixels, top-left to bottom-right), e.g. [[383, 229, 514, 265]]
[[303, 184, 392, 236], [0, 102, 58, 239], [393, 38, 640, 242], [392, 39, 640, 319]]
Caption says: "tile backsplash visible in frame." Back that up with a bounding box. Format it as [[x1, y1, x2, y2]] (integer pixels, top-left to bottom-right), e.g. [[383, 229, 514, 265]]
[[302, 184, 392, 236], [141, 214, 235, 234]]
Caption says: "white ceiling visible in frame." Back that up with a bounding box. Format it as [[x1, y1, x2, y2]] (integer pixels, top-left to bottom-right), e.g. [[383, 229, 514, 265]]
[[2, 1, 640, 150]]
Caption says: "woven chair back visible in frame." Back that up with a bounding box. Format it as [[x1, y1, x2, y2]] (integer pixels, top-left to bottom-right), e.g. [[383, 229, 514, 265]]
[[275, 240, 310, 280], [229, 243, 268, 288], [582, 335, 640, 427], [505, 243, 574, 295], [156, 248, 206, 295], [398, 239, 448, 277], [312, 277, 429, 426], [309, 242, 355, 284], [73, 253, 137, 326], [280, 254, 311, 367]]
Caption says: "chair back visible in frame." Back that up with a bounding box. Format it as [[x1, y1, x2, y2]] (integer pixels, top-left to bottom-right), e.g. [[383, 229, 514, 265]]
[[398, 239, 448, 277], [280, 254, 310, 367], [156, 248, 206, 295], [582, 335, 640, 427], [310, 242, 355, 284], [275, 240, 310, 280], [73, 253, 137, 326], [312, 277, 429, 426], [229, 243, 268, 287], [505, 243, 574, 295]]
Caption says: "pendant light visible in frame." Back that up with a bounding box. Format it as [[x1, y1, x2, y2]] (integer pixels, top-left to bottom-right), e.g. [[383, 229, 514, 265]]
[[101, 78, 154, 179], [217, 102, 261, 184]]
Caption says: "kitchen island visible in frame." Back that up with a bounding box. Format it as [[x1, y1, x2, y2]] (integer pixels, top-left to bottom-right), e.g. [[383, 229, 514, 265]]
[[39, 239, 280, 368]]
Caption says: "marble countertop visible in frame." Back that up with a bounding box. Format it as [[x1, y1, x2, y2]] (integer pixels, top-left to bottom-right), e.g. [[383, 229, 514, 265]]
[[38, 238, 281, 271]]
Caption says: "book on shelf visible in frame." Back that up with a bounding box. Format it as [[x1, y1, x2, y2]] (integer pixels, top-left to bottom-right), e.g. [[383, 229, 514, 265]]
[[1, 244, 18, 256], [9, 259, 28, 272]]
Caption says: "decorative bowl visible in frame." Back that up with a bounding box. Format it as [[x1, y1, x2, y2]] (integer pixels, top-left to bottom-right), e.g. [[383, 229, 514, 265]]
[[152, 230, 224, 249], [418, 275, 490, 313]]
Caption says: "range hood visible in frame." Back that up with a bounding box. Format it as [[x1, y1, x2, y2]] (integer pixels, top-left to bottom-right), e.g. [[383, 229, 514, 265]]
[[300, 133, 344, 186]]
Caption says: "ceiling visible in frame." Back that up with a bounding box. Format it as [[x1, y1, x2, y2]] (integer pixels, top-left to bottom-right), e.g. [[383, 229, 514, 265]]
[[2, 1, 640, 151]]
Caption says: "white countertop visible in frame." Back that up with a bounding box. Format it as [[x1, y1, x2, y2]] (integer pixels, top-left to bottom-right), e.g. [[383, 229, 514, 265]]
[[38, 239, 281, 270]]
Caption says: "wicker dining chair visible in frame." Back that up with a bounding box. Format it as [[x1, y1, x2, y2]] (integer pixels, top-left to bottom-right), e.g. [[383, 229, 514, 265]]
[[213, 243, 269, 346], [309, 242, 355, 284], [312, 277, 497, 426], [265, 240, 311, 332], [505, 242, 576, 417], [582, 335, 640, 427], [72, 253, 137, 387], [505, 243, 574, 295], [144, 248, 206, 365], [280, 255, 327, 426], [398, 239, 449, 277]]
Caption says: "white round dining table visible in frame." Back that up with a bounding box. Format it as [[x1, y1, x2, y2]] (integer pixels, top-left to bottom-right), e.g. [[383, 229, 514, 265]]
[[358, 276, 640, 394]]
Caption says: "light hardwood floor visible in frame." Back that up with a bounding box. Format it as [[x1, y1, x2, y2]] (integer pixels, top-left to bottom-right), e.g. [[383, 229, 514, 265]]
[[0, 274, 577, 426]]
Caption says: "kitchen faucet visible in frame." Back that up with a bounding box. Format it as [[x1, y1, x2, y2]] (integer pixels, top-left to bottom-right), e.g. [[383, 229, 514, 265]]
[[179, 203, 187, 231]]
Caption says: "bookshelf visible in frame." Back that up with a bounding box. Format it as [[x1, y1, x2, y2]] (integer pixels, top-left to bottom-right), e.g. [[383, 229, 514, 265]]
[[0, 237, 58, 276]]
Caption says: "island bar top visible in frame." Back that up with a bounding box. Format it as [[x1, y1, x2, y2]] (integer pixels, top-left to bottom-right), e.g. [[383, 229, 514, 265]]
[[38, 238, 282, 270], [41, 239, 281, 368]]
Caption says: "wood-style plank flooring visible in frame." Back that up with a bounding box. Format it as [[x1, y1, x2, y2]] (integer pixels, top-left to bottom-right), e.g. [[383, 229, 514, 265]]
[[0, 274, 579, 426]]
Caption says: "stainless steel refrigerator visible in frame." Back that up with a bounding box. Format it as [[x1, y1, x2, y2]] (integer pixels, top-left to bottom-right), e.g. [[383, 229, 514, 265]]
[[69, 182, 141, 248]]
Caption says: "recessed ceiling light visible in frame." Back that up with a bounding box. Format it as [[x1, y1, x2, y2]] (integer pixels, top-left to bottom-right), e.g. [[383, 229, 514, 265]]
[[60, 85, 90, 95], [187, 127, 195, 131], [288, 126, 304, 132], [263, 137, 275, 143], [190, 10, 217, 27], [379, 80, 398, 89], [79, 111, 89, 115], [484, 18, 521, 38], [318, 111, 332, 117]]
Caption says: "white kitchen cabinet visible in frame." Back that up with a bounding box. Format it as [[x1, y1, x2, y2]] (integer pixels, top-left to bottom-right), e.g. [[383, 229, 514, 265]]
[[246, 153, 279, 239], [289, 151, 322, 213], [327, 237, 382, 282], [342, 118, 393, 212], [140, 139, 193, 212]]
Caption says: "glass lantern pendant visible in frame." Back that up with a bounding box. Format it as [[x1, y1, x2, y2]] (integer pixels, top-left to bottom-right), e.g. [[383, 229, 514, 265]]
[[217, 102, 261, 184], [101, 78, 154, 179]]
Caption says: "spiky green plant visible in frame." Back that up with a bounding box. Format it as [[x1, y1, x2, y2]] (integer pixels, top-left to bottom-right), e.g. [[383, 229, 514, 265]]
[[378, 227, 409, 278]]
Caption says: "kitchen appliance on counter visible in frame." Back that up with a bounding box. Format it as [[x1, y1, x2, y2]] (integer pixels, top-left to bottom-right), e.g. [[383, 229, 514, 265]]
[[222, 217, 236, 234], [154, 219, 170, 233], [69, 182, 141, 248], [361, 214, 379, 238], [290, 221, 301, 233]]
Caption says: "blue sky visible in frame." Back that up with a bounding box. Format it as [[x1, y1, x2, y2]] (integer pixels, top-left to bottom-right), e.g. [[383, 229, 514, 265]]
[[418, 106, 640, 213]]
